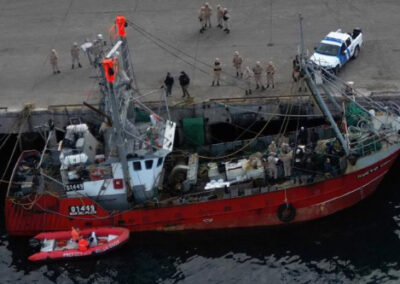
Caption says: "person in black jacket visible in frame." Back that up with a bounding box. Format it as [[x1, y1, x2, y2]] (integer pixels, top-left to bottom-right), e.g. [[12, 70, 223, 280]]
[[179, 71, 190, 98], [164, 72, 174, 96], [298, 126, 308, 145], [310, 128, 319, 150]]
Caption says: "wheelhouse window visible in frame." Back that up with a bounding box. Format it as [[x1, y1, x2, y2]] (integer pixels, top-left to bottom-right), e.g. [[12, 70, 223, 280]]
[[133, 161, 142, 171], [345, 38, 351, 47], [145, 160, 153, 169], [157, 157, 163, 167]]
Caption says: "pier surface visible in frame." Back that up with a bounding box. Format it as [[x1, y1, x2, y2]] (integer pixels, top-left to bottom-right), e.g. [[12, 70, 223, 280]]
[[1, 0, 400, 111]]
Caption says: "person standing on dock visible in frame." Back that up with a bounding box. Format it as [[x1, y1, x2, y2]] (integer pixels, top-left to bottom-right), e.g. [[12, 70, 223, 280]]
[[233, 51, 243, 77], [179, 71, 191, 98], [50, 49, 60, 74], [164, 72, 174, 96], [204, 3, 212, 28], [212, 58, 222, 86], [222, 8, 230, 33], [198, 6, 206, 33], [216, 5, 224, 28], [252, 61, 264, 90], [266, 61, 275, 88], [71, 42, 82, 69], [243, 66, 253, 95]]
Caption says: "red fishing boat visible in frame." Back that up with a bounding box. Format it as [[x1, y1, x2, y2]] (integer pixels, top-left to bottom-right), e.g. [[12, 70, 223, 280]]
[[5, 16, 400, 236], [28, 227, 129, 262]]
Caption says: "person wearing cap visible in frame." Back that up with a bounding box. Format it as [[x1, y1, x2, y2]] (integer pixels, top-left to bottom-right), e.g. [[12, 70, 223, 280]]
[[252, 61, 264, 90], [71, 42, 82, 69], [266, 61, 275, 88], [198, 6, 206, 33], [212, 58, 222, 86], [222, 8, 230, 33], [243, 66, 253, 96], [179, 71, 191, 98], [49, 49, 60, 74], [203, 2, 212, 28], [232, 51, 243, 77], [216, 5, 224, 28]]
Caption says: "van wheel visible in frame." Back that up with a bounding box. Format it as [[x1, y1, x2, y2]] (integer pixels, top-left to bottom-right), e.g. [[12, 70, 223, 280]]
[[352, 46, 360, 59]]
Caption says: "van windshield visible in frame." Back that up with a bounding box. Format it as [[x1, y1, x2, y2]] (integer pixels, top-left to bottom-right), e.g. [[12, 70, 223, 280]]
[[315, 43, 339, 56]]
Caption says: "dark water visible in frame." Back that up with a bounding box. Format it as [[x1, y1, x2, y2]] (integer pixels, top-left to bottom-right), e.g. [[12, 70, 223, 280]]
[[2, 139, 400, 283]]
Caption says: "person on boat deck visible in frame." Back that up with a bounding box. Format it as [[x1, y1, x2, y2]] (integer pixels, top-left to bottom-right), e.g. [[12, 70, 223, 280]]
[[304, 156, 316, 183], [298, 126, 308, 145], [293, 147, 305, 184], [267, 154, 278, 181], [89, 231, 98, 247], [71, 226, 81, 242], [323, 157, 337, 177], [268, 140, 277, 154], [78, 238, 89, 251], [279, 146, 293, 178], [310, 128, 319, 150]]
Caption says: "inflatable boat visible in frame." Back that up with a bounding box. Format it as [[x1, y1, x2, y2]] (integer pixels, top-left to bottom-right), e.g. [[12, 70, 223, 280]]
[[28, 227, 129, 261]]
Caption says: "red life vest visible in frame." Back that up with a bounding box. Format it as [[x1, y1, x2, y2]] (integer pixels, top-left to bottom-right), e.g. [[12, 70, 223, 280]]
[[103, 58, 117, 83], [116, 16, 127, 37], [78, 238, 89, 251]]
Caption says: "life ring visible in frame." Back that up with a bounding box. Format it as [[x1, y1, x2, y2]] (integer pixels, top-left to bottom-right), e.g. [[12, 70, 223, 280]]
[[277, 203, 296, 223], [90, 168, 104, 181]]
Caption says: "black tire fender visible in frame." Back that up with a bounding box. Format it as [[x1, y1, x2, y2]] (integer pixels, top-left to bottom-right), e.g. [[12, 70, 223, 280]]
[[277, 203, 296, 223]]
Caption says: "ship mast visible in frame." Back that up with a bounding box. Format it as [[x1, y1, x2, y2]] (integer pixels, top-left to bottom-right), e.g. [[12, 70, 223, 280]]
[[298, 14, 350, 156], [102, 16, 134, 201]]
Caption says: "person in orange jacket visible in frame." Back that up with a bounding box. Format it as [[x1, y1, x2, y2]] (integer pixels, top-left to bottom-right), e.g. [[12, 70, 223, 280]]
[[71, 226, 81, 242]]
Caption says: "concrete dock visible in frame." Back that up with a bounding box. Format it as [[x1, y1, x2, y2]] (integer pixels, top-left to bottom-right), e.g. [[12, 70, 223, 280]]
[[1, 0, 400, 112]]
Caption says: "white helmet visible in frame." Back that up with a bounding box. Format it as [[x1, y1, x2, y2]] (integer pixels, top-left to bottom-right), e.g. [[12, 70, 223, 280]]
[[97, 34, 103, 40], [256, 61, 261, 66], [73, 42, 78, 46], [205, 2, 209, 6], [234, 51, 239, 56], [51, 49, 56, 53], [215, 57, 220, 62]]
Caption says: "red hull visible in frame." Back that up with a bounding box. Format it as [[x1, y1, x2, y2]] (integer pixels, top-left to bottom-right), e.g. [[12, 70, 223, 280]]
[[5, 149, 400, 236], [28, 227, 129, 261]]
